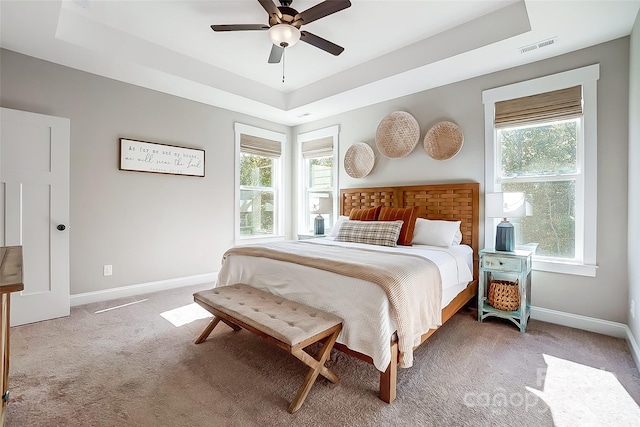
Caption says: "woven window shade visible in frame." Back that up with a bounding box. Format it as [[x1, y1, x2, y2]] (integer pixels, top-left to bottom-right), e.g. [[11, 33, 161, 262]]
[[494, 85, 582, 128], [302, 136, 333, 159], [240, 134, 282, 159]]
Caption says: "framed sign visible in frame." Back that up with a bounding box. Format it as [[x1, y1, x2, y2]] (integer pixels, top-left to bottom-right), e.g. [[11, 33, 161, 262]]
[[119, 138, 205, 177]]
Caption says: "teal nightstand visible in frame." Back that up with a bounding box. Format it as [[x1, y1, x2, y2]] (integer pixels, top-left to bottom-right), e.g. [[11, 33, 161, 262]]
[[478, 249, 532, 332]]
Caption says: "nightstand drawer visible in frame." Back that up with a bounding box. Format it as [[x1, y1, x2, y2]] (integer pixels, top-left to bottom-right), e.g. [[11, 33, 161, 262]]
[[482, 255, 522, 272]]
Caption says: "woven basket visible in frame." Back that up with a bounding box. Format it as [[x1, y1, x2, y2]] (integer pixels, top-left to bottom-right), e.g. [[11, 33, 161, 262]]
[[375, 111, 420, 158], [488, 279, 520, 311], [344, 142, 375, 178], [423, 121, 464, 160]]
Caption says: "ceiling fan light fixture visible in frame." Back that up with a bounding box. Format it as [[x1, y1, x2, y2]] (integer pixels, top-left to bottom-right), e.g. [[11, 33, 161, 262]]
[[269, 24, 300, 47]]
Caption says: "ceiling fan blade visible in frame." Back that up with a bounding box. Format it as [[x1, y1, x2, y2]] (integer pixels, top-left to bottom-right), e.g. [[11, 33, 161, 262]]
[[294, 0, 351, 25], [258, 0, 282, 21], [300, 31, 344, 56], [211, 24, 270, 32], [268, 44, 284, 63]]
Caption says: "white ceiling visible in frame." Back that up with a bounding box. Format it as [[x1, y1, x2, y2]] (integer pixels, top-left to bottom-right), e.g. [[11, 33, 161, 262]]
[[1, 1, 639, 126]]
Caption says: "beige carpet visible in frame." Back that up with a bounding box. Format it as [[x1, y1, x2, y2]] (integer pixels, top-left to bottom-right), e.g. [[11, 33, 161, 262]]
[[6, 283, 640, 426]]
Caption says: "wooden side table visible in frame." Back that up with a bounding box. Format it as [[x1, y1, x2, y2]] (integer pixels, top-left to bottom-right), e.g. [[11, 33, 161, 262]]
[[478, 249, 532, 332], [0, 246, 24, 427]]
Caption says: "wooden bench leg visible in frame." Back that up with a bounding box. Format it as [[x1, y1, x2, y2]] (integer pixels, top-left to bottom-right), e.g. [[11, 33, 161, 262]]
[[221, 318, 242, 331], [195, 316, 243, 345], [194, 317, 221, 344], [288, 329, 340, 414], [379, 341, 398, 403], [293, 348, 339, 383]]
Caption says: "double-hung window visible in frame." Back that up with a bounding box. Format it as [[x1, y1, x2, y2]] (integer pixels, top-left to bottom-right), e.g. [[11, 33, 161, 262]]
[[483, 65, 599, 276], [235, 123, 285, 242], [298, 126, 339, 234]]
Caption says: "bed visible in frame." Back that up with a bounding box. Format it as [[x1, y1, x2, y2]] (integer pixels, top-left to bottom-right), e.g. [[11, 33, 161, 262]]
[[215, 182, 479, 403]]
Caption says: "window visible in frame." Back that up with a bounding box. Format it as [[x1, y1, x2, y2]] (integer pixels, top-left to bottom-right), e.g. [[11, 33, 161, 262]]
[[235, 123, 286, 242], [297, 126, 339, 234], [483, 65, 599, 276]]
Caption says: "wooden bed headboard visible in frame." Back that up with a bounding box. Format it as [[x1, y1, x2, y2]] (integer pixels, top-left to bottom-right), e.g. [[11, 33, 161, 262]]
[[340, 182, 480, 280]]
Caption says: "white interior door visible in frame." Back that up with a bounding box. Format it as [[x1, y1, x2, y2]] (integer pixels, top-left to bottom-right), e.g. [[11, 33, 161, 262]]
[[0, 107, 70, 326]]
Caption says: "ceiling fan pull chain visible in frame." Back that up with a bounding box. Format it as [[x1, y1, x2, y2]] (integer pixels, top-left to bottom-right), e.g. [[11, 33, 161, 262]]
[[282, 48, 286, 83]]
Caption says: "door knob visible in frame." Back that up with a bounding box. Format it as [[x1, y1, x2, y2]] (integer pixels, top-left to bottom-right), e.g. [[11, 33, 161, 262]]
[[57, 224, 66, 231]]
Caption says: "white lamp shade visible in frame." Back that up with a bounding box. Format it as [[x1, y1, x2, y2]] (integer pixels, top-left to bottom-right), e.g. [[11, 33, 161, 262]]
[[486, 192, 528, 218], [269, 24, 300, 47], [313, 197, 332, 215]]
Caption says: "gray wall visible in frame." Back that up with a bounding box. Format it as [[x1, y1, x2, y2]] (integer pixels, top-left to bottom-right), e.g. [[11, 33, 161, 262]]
[[0, 49, 291, 295], [629, 15, 640, 343], [295, 37, 630, 323]]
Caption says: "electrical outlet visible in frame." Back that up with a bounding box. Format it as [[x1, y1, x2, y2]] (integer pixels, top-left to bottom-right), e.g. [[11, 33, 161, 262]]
[[631, 300, 635, 319], [103, 265, 112, 276]]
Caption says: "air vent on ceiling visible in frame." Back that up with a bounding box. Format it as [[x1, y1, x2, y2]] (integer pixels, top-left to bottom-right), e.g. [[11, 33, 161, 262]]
[[519, 37, 557, 54]]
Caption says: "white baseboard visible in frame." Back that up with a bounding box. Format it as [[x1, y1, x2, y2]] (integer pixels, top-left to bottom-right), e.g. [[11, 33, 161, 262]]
[[531, 306, 640, 372], [531, 306, 628, 337], [70, 272, 218, 307], [625, 326, 640, 372]]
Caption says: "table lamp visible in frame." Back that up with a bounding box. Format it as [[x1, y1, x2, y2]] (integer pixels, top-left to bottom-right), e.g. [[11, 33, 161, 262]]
[[486, 192, 528, 252], [313, 197, 332, 235]]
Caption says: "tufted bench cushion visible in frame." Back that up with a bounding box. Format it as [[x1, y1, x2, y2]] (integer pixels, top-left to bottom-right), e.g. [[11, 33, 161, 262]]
[[193, 283, 343, 413], [194, 283, 342, 346]]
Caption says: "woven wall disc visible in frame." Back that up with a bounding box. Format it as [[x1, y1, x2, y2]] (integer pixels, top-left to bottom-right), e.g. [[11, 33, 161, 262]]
[[423, 121, 464, 160], [375, 111, 420, 158], [344, 142, 375, 178]]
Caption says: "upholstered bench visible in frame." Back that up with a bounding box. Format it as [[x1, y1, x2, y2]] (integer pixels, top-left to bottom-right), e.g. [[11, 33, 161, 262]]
[[193, 283, 343, 413]]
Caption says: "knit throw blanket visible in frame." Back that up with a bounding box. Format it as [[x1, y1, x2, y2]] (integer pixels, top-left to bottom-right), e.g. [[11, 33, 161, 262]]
[[223, 241, 443, 368]]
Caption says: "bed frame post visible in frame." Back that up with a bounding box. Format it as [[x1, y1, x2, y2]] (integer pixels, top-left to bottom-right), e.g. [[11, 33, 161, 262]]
[[379, 341, 398, 403]]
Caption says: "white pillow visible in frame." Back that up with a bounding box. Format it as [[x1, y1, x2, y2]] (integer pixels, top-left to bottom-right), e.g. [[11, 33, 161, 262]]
[[452, 228, 463, 245], [412, 218, 462, 247], [328, 216, 349, 237]]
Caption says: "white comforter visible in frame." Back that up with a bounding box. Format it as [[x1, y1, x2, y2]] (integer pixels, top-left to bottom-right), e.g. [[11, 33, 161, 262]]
[[215, 238, 473, 371]]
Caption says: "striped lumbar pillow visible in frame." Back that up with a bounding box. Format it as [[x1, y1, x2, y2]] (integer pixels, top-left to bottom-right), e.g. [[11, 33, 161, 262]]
[[378, 206, 418, 246], [348, 206, 381, 221]]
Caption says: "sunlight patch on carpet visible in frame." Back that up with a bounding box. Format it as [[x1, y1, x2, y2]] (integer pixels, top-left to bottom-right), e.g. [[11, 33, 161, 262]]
[[94, 299, 148, 314], [160, 302, 212, 327], [527, 354, 640, 426]]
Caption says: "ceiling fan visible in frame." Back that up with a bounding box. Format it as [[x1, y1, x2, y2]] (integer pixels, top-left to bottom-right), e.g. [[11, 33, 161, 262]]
[[211, 0, 351, 64]]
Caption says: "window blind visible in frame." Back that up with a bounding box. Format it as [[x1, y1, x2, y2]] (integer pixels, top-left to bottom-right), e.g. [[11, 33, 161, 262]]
[[301, 136, 333, 159], [494, 85, 583, 128], [240, 134, 281, 159]]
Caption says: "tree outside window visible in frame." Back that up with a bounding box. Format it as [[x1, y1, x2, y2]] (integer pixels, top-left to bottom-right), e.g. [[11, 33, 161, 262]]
[[498, 119, 579, 259], [239, 153, 275, 236]]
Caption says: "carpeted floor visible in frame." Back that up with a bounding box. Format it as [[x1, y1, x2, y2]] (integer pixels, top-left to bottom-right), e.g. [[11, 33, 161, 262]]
[[6, 283, 640, 426]]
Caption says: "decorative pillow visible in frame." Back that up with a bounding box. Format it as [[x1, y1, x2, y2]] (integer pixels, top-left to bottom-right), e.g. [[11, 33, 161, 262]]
[[328, 216, 349, 237], [348, 206, 382, 221], [335, 220, 403, 247], [412, 218, 462, 247], [452, 229, 463, 245], [378, 206, 418, 246]]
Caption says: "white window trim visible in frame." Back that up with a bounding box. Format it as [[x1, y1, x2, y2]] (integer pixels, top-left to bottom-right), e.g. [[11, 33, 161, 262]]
[[482, 64, 599, 277], [234, 122, 286, 245], [297, 125, 339, 235]]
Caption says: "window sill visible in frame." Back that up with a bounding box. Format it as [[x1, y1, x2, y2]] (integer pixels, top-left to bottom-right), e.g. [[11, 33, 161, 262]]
[[235, 235, 286, 246], [532, 259, 597, 277]]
